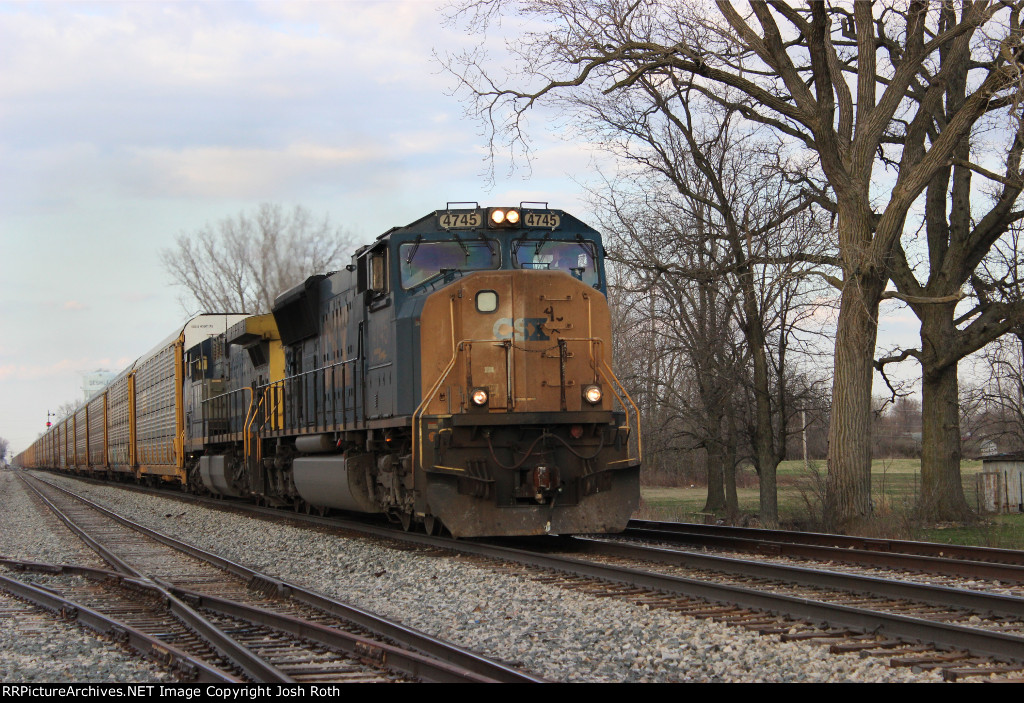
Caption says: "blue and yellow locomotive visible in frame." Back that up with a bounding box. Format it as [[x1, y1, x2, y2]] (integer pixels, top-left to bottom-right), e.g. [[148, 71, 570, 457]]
[[17, 205, 642, 537]]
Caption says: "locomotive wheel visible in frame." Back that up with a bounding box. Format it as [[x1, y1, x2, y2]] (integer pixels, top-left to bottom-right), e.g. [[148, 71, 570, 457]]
[[424, 514, 441, 536], [399, 511, 412, 532]]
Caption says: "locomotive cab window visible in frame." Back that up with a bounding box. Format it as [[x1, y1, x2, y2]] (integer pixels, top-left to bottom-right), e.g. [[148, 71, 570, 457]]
[[513, 238, 600, 287], [399, 239, 500, 290]]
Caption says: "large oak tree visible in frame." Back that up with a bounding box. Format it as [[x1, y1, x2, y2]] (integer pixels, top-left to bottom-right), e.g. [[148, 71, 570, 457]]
[[448, 0, 1024, 528]]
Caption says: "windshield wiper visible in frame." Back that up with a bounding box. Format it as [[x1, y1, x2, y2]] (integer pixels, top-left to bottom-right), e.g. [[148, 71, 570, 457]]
[[411, 268, 465, 291], [405, 234, 423, 265], [451, 231, 469, 258], [535, 232, 552, 255], [478, 232, 494, 256]]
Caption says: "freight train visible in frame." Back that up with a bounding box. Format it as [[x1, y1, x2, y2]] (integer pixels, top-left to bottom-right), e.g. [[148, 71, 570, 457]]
[[15, 204, 642, 537]]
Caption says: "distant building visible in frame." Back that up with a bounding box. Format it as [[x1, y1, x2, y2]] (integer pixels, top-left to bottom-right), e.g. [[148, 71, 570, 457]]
[[82, 370, 116, 401], [979, 452, 1024, 514]]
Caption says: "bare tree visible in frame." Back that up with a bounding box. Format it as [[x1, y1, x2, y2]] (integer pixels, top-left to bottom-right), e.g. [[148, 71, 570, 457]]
[[0, 436, 9, 465], [973, 333, 1024, 452], [162, 204, 353, 315], [878, 208, 1024, 518], [606, 209, 747, 515], [55, 400, 79, 421], [868, 2, 1024, 518], [446, 0, 1024, 528], [590, 97, 833, 525]]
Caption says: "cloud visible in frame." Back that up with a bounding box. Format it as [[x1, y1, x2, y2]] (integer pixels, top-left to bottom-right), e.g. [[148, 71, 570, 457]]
[[0, 357, 96, 382], [125, 143, 387, 198], [0, 2, 452, 158], [62, 300, 87, 311]]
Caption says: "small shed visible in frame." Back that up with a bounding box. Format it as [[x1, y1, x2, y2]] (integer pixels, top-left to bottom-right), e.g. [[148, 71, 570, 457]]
[[979, 452, 1024, 514]]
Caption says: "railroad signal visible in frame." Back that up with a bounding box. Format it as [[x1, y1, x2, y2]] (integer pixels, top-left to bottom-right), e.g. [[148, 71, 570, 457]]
[[46, 410, 55, 428]]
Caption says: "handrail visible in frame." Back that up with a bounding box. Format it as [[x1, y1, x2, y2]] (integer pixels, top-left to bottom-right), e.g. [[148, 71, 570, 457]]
[[238, 387, 255, 464], [255, 357, 359, 435], [200, 386, 251, 442], [277, 357, 359, 382], [248, 390, 269, 464], [412, 345, 464, 473], [411, 335, 642, 471], [598, 359, 643, 466], [190, 344, 640, 481], [259, 385, 284, 433]]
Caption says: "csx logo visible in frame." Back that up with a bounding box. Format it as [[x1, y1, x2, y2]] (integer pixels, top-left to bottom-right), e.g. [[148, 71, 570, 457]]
[[492, 317, 550, 341]]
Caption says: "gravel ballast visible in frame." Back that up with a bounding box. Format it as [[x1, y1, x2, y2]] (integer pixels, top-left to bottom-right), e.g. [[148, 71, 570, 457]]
[[0, 471, 173, 682], [0, 470, 942, 682]]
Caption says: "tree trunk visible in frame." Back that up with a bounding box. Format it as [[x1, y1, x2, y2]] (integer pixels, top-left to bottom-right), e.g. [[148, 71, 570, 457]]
[[758, 452, 779, 528], [918, 305, 972, 520], [703, 442, 726, 513], [826, 272, 886, 530], [724, 410, 738, 519], [731, 240, 781, 528], [747, 292, 780, 528]]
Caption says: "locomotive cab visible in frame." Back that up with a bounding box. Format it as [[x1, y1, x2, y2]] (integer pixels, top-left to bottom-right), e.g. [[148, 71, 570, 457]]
[[393, 205, 640, 536]]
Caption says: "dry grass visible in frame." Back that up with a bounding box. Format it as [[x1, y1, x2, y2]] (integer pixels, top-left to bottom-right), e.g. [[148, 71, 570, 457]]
[[635, 458, 1024, 548]]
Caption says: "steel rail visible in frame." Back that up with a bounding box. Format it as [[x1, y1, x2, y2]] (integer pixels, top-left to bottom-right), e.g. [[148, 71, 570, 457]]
[[453, 539, 1024, 664], [150, 499, 1024, 665], [622, 524, 1024, 582], [19, 473, 295, 683], [565, 536, 1024, 619], [0, 569, 238, 683], [24, 472, 545, 684], [34, 471, 1024, 665], [628, 519, 1024, 565], [166, 585, 499, 683], [2, 558, 500, 684], [175, 506, 1024, 665]]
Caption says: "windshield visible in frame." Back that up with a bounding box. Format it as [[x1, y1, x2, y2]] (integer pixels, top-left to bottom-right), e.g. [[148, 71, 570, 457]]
[[399, 239, 500, 289], [513, 239, 600, 287]]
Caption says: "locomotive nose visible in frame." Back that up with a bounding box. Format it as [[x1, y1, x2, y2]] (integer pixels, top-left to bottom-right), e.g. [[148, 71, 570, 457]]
[[418, 269, 612, 416], [415, 269, 640, 537]]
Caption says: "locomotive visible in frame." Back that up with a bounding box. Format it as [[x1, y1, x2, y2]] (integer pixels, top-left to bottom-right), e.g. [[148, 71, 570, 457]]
[[16, 204, 642, 537]]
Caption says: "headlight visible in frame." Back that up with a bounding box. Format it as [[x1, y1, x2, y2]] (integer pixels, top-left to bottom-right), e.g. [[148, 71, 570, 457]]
[[583, 385, 602, 405], [488, 207, 521, 227], [471, 388, 489, 406]]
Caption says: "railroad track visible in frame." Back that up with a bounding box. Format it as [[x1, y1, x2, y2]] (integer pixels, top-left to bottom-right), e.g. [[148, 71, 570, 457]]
[[0, 564, 241, 682], [27, 470, 1024, 681], [220, 505, 1024, 679], [623, 519, 1024, 584], [0, 585, 174, 682], [386, 533, 1022, 677], [3, 473, 543, 683]]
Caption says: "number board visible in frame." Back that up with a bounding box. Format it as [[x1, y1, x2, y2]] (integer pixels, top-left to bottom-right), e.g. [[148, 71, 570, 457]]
[[438, 211, 482, 229], [524, 212, 561, 229]]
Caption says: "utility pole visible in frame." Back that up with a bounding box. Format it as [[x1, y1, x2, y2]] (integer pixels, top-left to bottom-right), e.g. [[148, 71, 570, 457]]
[[802, 408, 809, 470]]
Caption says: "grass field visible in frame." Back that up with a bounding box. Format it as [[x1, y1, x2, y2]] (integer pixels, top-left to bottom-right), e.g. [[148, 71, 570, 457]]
[[637, 458, 1024, 549]]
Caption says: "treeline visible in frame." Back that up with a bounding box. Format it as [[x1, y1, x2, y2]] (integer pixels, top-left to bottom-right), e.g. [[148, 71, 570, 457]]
[[445, 1, 1024, 527]]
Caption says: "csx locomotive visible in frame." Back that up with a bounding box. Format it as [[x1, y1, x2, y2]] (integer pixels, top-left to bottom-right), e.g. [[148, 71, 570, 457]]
[[16, 204, 642, 537]]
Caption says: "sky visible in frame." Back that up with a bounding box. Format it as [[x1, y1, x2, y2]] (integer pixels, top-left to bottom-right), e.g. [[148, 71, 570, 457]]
[[0, 1, 925, 456], [0, 0, 618, 454]]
